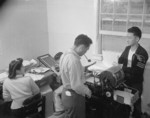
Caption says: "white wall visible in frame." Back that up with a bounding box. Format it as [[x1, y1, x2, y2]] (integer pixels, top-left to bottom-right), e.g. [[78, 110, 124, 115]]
[[0, 0, 49, 70], [47, 0, 97, 59]]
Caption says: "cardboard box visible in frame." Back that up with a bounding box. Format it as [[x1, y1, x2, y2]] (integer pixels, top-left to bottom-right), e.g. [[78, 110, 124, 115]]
[[113, 87, 139, 106]]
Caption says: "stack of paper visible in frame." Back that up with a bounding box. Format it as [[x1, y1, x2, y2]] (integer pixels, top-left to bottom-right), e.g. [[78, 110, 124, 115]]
[[23, 59, 37, 66], [88, 62, 109, 72], [30, 67, 50, 74], [86, 77, 99, 84], [25, 73, 44, 81], [0, 72, 8, 83]]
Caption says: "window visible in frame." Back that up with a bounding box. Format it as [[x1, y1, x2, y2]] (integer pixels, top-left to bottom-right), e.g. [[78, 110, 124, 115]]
[[97, 0, 150, 53]]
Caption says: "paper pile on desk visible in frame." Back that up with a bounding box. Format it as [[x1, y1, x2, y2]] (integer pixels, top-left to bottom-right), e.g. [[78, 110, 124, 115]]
[[30, 67, 50, 74], [25, 73, 44, 81], [88, 62, 109, 72], [23, 59, 37, 66], [86, 77, 99, 84], [0, 72, 8, 83]]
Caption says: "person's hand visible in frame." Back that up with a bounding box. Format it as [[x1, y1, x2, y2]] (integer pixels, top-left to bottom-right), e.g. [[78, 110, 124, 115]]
[[136, 54, 145, 63], [86, 88, 92, 98]]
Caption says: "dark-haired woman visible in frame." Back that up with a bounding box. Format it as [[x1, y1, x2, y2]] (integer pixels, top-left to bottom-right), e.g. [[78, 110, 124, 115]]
[[2, 58, 40, 118]]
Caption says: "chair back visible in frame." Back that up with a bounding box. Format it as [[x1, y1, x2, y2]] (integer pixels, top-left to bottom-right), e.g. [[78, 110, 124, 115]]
[[23, 93, 45, 118]]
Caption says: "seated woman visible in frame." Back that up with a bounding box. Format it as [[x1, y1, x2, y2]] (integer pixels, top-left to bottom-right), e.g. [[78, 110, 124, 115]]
[[2, 58, 40, 118]]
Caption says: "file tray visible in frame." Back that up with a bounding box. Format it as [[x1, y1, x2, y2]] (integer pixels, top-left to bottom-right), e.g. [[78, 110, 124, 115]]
[[113, 87, 139, 106], [37, 54, 57, 68]]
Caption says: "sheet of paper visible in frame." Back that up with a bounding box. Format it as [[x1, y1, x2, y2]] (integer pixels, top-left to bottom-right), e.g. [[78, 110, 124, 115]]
[[23, 60, 31, 66], [0, 72, 8, 82], [30, 67, 50, 73], [88, 62, 109, 72], [86, 77, 99, 84], [30, 59, 37, 65], [23, 59, 38, 66], [25, 73, 44, 81]]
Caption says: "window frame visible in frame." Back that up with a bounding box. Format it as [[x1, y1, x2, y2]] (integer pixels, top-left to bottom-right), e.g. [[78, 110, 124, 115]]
[[97, 0, 150, 54]]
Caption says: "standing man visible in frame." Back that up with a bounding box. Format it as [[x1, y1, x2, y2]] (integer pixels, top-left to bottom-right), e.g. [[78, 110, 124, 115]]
[[118, 26, 149, 118], [59, 34, 92, 118]]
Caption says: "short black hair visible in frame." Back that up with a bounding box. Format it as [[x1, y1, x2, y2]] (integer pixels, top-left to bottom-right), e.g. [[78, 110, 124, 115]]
[[8, 58, 23, 79], [74, 34, 92, 47], [54, 52, 63, 61], [128, 26, 142, 39]]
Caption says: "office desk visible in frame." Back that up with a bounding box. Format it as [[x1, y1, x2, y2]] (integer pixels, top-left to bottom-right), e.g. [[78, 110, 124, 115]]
[[0, 70, 54, 95], [33, 70, 54, 87], [37, 71, 55, 117]]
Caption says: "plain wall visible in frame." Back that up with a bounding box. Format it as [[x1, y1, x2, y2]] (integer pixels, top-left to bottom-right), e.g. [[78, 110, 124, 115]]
[[47, 0, 97, 60], [0, 0, 49, 70]]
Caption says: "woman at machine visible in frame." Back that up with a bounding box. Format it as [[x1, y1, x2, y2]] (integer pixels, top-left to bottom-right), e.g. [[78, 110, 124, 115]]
[[3, 58, 40, 118]]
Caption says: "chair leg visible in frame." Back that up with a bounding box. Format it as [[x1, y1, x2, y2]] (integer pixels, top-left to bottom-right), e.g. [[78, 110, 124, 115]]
[[42, 96, 46, 118]]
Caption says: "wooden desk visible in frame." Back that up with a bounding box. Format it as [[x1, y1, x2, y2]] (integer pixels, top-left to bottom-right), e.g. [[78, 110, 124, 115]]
[[34, 70, 54, 87], [37, 71, 55, 117]]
